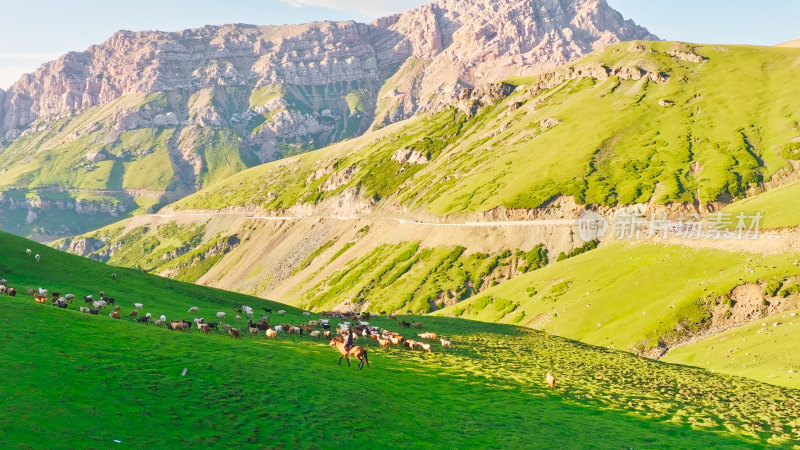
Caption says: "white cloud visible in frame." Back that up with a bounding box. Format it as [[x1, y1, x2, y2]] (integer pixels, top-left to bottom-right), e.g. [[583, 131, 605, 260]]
[[280, 0, 431, 18]]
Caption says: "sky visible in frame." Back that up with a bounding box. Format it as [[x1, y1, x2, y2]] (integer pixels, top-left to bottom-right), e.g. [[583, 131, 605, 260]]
[[0, 0, 798, 89]]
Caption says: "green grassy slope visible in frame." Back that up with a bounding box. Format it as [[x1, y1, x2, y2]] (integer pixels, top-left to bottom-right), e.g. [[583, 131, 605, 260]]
[[722, 179, 800, 229], [435, 242, 800, 354], [176, 41, 800, 215], [293, 241, 547, 314], [3, 231, 800, 446], [664, 309, 800, 389]]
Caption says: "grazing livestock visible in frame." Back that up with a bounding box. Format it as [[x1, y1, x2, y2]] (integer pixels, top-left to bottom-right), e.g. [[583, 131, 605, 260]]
[[419, 343, 432, 353], [263, 308, 272, 314], [229, 328, 241, 339], [64, 294, 74, 303], [134, 303, 143, 310], [26, 249, 31, 256], [154, 319, 164, 327], [84, 295, 93, 304], [35, 254, 40, 262], [221, 323, 232, 332], [111, 273, 117, 280], [137, 316, 150, 324], [103, 297, 116, 305], [110, 311, 121, 319], [377, 336, 391, 349], [160, 315, 166, 322], [389, 336, 404, 346], [38, 288, 47, 295], [89, 309, 99, 315], [303, 311, 311, 317], [188, 307, 199, 313], [8, 288, 16, 297], [56, 301, 68, 309], [169, 321, 186, 331], [329, 337, 370, 370], [249, 327, 259, 336], [129, 310, 138, 318], [235, 314, 241, 321], [265, 329, 277, 338], [274, 325, 284, 333], [308, 320, 320, 327], [399, 321, 411, 328], [200, 324, 210, 334], [440, 339, 452, 348], [80, 307, 90, 313], [0, 286, 6, 294], [412, 322, 423, 329], [324, 330, 332, 338], [0, 279, 6, 286], [309, 330, 321, 338], [33, 293, 47, 304], [546, 373, 556, 389], [216, 312, 226, 321], [418, 332, 438, 340], [27, 288, 35, 295]]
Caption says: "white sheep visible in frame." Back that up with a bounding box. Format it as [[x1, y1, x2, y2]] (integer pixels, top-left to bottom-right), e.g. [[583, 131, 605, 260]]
[[309, 330, 321, 338], [278, 310, 286, 316], [64, 294, 74, 302], [38, 288, 47, 295], [188, 307, 199, 313], [160, 315, 167, 322], [236, 314, 242, 321], [359, 321, 370, 327], [216, 312, 226, 320], [440, 339, 452, 348], [134, 303, 143, 310], [26, 249, 31, 256], [154, 319, 165, 327], [274, 325, 284, 332], [79, 307, 90, 313], [35, 254, 40, 262], [302, 311, 311, 317], [145, 313, 152, 319]]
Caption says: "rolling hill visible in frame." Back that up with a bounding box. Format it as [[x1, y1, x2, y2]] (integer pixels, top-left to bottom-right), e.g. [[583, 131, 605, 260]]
[[2, 230, 800, 446], [56, 40, 800, 322], [0, 0, 656, 240]]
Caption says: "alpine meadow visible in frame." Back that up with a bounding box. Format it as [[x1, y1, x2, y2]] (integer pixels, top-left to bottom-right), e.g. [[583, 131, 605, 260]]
[[1, 0, 800, 448]]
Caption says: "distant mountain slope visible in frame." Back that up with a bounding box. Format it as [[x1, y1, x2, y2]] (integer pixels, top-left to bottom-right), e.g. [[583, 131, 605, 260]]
[[173, 41, 800, 216], [0, 0, 656, 239], [56, 41, 800, 319]]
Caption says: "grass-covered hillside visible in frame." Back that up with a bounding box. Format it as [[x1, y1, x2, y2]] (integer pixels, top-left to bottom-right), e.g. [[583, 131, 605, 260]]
[[664, 308, 800, 389], [0, 79, 376, 238], [2, 231, 800, 447], [176, 41, 800, 215], [434, 242, 800, 378]]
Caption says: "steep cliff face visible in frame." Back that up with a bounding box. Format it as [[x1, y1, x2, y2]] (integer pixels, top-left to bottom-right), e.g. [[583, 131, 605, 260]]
[[0, 0, 656, 239]]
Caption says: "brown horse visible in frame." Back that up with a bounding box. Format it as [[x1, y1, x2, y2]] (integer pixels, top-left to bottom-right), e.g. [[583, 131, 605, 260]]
[[329, 337, 370, 370]]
